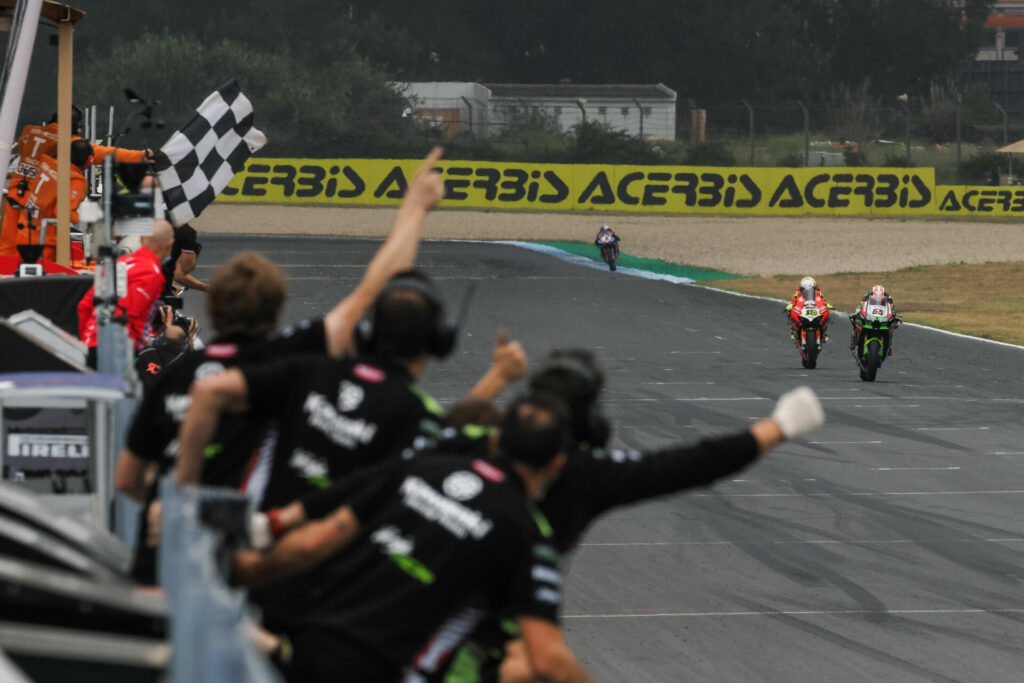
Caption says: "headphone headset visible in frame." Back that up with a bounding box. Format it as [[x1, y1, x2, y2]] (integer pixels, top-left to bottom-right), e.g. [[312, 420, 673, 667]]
[[354, 275, 457, 358], [530, 356, 610, 449]]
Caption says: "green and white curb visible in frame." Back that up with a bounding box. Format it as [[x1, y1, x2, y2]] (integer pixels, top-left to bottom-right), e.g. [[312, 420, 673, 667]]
[[485, 240, 746, 285]]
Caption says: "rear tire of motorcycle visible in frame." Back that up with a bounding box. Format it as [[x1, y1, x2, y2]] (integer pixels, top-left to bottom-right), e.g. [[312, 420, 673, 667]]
[[862, 340, 881, 382], [804, 332, 818, 369]]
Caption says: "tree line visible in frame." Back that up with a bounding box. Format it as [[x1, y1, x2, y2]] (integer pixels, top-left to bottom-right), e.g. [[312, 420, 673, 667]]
[[5, 0, 996, 162]]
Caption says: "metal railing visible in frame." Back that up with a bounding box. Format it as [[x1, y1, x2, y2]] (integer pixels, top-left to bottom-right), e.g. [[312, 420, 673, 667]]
[[159, 477, 281, 683]]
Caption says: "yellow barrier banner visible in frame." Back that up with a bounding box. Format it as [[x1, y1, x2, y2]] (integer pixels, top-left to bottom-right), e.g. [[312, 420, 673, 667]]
[[933, 186, 1024, 216], [218, 158, 939, 216]]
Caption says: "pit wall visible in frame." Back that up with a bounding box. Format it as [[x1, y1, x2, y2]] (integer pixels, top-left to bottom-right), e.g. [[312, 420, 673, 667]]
[[216, 159, 1022, 217]]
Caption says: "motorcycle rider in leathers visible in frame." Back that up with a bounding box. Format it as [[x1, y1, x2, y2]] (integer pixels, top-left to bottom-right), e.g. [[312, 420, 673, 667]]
[[786, 276, 833, 342], [850, 284, 901, 356], [594, 224, 620, 256]]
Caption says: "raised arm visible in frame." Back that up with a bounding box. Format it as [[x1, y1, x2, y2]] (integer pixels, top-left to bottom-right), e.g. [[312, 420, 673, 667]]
[[323, 147, 446, 356], [463, 330, 528, 403]]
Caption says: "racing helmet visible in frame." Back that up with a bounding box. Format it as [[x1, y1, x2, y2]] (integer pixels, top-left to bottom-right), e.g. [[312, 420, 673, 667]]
[[871, 284, 886, 298], [800, 276, 816, 291], [599, 224, 610, 231]]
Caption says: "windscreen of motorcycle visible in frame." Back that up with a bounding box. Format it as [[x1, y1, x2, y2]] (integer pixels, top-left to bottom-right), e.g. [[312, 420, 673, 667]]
[[867, 293, 888, 308], [800, 286, 817, 303]]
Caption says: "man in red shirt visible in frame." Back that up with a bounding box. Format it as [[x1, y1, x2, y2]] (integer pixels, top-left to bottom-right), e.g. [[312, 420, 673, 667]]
[[78, 220, 174, 365]]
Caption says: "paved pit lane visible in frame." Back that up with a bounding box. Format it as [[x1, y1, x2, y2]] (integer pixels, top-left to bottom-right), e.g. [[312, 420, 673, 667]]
[[188, 235, 1024, 682]]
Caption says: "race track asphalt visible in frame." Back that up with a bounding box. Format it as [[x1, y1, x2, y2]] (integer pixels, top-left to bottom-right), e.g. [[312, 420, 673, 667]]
[[191, 235, 1024, 682]]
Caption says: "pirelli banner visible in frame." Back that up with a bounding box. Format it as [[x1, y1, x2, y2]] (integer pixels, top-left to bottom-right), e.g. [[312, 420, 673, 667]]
[[216, 158, 1018, 216]]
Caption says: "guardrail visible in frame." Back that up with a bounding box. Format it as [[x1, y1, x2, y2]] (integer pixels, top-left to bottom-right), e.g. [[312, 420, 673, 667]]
[[159, 477, 281, 683]]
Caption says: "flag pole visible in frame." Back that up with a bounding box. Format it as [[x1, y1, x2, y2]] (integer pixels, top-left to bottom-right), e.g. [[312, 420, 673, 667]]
[[0, 0, 45, 181]]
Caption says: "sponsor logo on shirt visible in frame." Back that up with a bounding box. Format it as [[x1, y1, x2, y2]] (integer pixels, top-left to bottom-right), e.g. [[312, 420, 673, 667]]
[[337, 380, 365, 413], [164, 393, 192, 422], [289, 448, 329, 486], [400, 476, 494, 540], [531, 564, 562, 586], [353, 363, 385, 383], [371, 525, 414, 556], [442, 471, 484, 501], [204, 344, 239, 359], [193, 361, 227, 381], [471, 459, 505, 483], [303, 392, 378, 448]]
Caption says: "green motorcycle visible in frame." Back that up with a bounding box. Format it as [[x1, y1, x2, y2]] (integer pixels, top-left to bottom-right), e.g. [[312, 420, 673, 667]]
[[849, 294, 901, 382]]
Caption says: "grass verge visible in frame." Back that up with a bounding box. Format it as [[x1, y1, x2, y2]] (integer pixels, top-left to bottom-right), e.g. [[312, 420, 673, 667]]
[[703, 262, 1024, 346]]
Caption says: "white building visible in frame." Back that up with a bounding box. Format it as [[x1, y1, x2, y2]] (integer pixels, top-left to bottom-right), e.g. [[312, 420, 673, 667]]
[[400, 81, 677, 141]]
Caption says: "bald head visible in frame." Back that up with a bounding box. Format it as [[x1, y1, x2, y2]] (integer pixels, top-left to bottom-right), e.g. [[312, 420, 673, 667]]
[[141, 219, 175, 260]]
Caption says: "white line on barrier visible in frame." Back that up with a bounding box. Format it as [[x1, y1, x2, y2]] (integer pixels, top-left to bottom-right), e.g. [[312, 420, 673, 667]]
[[915, 426, 991, 431]]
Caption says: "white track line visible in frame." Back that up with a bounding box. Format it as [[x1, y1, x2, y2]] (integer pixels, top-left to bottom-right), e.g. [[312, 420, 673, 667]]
[[692, 490, 1024, 499], [579, 538, 1024, 547], [873, 467, 961, 471], [563, 607, 1024, 619], [808, 440, 882, 444]]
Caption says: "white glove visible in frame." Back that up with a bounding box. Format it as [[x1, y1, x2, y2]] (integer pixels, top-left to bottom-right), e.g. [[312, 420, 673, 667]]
[[771, 386, 825, 438], [249, 512, 273, 551]]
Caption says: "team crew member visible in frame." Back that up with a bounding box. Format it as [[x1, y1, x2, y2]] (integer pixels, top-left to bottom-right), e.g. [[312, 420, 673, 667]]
[[425, 349, 826, 682], [233, 394, 591, 683], [116, 148, 447, 583], [175, 269, 456, 507], [77, 219, 174, 367]]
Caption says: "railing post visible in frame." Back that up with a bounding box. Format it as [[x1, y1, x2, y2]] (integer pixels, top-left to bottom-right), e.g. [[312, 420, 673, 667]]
[[899, 101, 912, 165], [956, 94, 962, 167], [994, 101, 1008, 145], [797, 101, 810, 166], [742, 100, 754, 165]]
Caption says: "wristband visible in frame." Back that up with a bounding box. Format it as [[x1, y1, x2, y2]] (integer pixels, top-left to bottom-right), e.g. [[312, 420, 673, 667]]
[[267, 508, 286, 538]]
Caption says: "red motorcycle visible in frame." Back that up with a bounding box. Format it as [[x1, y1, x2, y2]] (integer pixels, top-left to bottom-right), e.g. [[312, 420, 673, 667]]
[[788, 292, 831, 369]]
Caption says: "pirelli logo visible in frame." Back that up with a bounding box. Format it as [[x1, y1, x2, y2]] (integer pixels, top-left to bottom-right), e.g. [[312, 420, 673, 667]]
[[5, 434, 89, 459]]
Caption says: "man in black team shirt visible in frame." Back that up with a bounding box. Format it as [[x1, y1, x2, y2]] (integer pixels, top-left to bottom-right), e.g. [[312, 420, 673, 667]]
[[231, 393, 591, 683], [374, 348, 826, 682], [177, 268, 456, 505], [115, 148, 447, 583]]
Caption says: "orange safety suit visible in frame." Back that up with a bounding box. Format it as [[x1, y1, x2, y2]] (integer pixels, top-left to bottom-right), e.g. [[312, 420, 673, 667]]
[[0, 122, 147, 258]]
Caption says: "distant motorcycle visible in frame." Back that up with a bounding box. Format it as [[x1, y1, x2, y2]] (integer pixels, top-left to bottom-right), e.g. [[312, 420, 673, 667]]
[[596, 233, 618, 271], [850, 296, 900, 382], [790, 299, 828, 369]]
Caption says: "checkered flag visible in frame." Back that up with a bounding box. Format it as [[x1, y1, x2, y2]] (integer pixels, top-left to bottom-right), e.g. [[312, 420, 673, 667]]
[[153, 79, 267, 226]]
